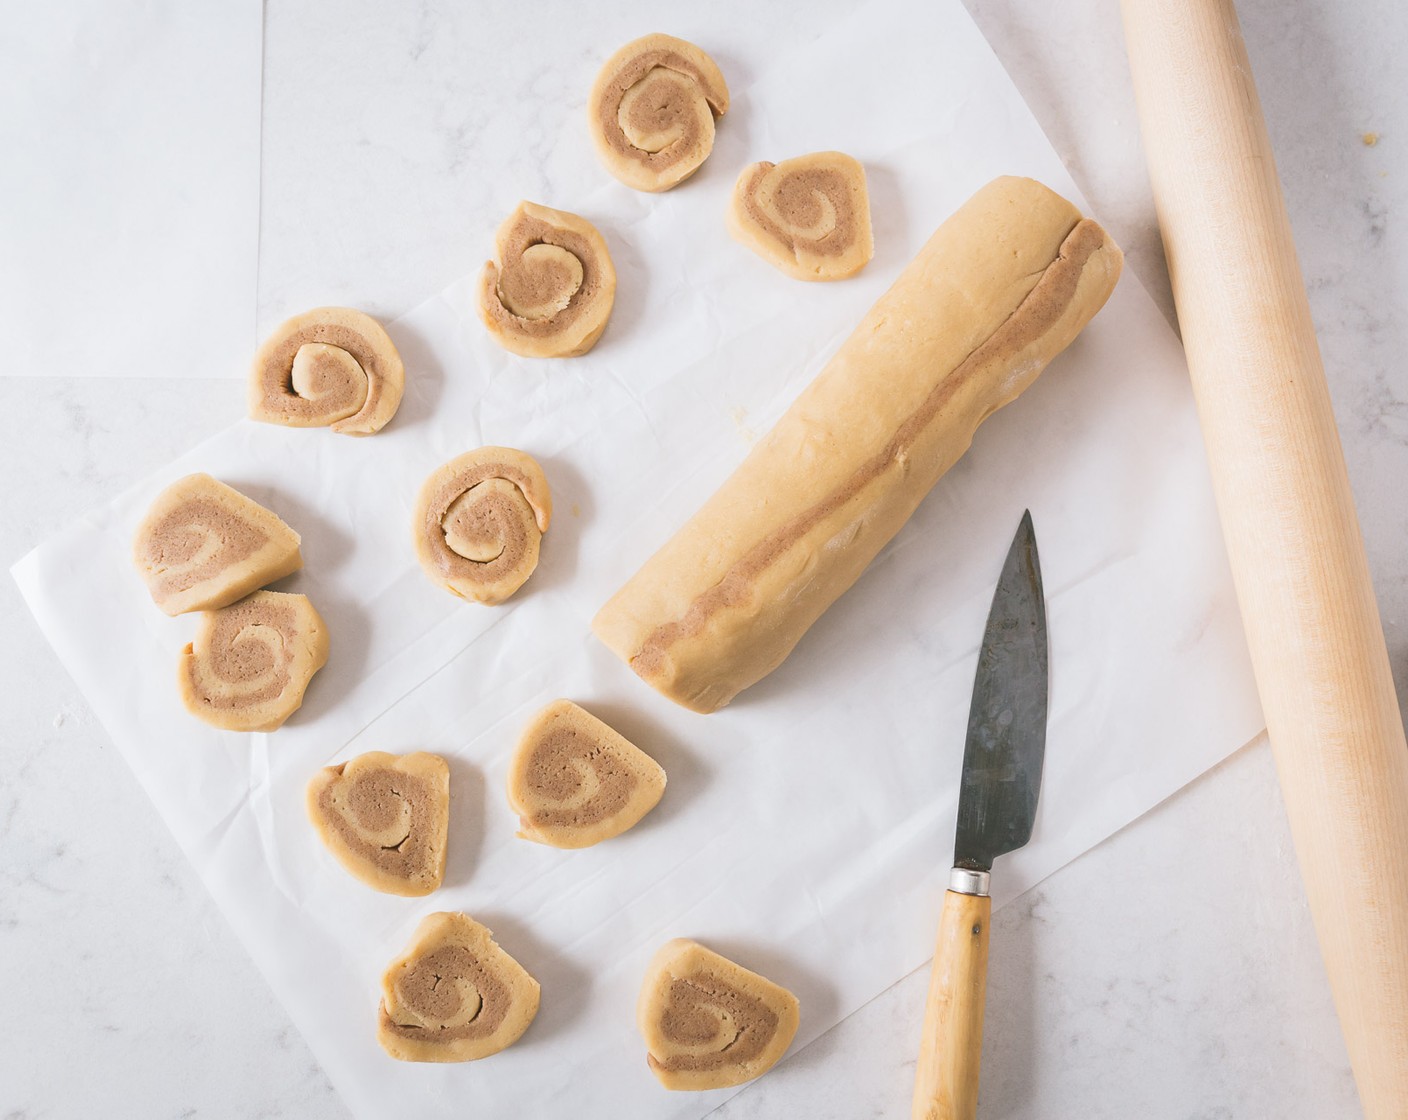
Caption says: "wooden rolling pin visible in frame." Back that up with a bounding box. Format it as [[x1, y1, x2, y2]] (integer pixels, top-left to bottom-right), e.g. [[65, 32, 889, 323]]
[[1120, 2, 1408, 1115]]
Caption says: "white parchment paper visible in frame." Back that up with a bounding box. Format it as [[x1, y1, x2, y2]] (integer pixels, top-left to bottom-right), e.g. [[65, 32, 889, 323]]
[[13, 0, 1264, 1116], [0, 0, 261, 378]]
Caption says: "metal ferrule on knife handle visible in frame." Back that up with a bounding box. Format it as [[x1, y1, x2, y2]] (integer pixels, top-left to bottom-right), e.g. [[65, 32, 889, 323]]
[[948, 868, 991, 897]]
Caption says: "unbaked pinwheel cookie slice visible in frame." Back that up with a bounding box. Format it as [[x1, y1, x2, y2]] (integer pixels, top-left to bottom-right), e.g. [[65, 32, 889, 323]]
[[588, 33, 729, 192], [507, 700, 666, 849], [638, 939, 800, 1090], [413, 447, 551, 605], [249, 307, 404, 435], [306, 752, 449, 896], [728, 152, 874, 281], [378, 911, 540, 1063], [178, 590, 329, 732], [478, 202, 616, 358], [133, 473, 302, 615]]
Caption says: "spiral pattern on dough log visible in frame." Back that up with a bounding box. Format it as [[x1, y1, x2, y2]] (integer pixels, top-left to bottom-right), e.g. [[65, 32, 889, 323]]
[[588, 33, 729, 192], [378, 912, 540, 1063], [413, 447, 551, 605], [133, 473, 302, 615], [637, 939, 800, 1091], [727, 152, 874, 281], [478, 202, 616, 358], [307, 752, 449, 897], [507, 700, 666, 849], [178, 590, 329, 732], [249, 307, 404, 435]]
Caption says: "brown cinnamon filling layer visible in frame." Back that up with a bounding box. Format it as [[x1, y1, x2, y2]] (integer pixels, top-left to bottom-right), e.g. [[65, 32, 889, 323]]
[[631, 219, 1107, 677], [422, 466, 536, 581], [652, 973, 777, 1072], [741, 165, 856, 257], [191, 598, 296, 707], [521, 727, 635, 828], [496, 245, 581, 319], [596, 48, 721, 170], [254, 322, 382, 421], [318, 768, 436, 879], [141, 498, 267, 598], [382, 945, 510, 1042], [482, 214, 605, 338]]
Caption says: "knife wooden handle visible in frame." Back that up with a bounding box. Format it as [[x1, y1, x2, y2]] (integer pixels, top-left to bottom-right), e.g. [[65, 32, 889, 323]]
[[911, 889, 990, 1120], [1120, 3, 1408, 1116]]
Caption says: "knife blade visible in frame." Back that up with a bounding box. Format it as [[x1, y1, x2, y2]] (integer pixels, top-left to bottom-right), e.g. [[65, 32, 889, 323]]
[[912, 510, 1049, 1120], [955, 508, 1048, 875]]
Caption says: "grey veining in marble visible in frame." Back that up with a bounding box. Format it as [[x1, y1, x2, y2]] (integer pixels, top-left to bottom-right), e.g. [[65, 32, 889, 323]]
[[2, 0, 1403, 1116]]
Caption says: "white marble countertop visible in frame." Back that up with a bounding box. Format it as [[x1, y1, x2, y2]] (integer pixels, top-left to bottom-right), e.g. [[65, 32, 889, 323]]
[[3, 0, 1404, 1116]]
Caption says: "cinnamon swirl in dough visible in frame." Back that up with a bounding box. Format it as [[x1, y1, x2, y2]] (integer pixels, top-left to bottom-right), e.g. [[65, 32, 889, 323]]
[[478, 202, 616, 358], [133, 474, 302, 615], [507, 700, 666, 849], [413, 447, 551, 605], [378, 912, 540, 1062], [594, 177, 1123, 713], [249, 307, 404, 435], [178, 590, 329, 732], [588, 34, 728, 192], [638, 939, 800, 1090], [728, 152, 874, 281], [307, 752, 449, 896]]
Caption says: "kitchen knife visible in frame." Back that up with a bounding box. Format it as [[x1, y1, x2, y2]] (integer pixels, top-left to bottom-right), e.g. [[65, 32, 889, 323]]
[[911, 510, 1048, 1120]]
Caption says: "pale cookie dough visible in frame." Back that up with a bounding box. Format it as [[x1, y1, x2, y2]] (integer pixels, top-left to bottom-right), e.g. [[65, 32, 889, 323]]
[[178, 590, 329, 732], [249, 307, 404, 435], [378, 911, 540, 1063], [133, 473, 302, 615], [588, 33, 729, 192], [478, 202, 616, 358], [307, 752, 449, 896], [507, 700, 666, 849], [413, 447, 551, 605], [638, 939, 800, 1091], [594, 176, 1123, 713], [728, 151, 874, 281]]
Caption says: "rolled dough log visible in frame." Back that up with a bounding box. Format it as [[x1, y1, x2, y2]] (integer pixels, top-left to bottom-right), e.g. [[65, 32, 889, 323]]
[[593, 176, 1122, 712]]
